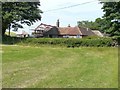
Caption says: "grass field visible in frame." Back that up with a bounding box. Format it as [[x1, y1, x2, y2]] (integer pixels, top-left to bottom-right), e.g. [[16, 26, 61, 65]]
[[2, 45, 118, 88]]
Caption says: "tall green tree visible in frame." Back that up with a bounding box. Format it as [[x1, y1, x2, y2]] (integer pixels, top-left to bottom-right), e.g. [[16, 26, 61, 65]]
[[95, 18, 108, 33], [101, 1, 120, 36], [77, 20, 99, 30], [2, 2, 43, 36], [78, 20, 100, 30]]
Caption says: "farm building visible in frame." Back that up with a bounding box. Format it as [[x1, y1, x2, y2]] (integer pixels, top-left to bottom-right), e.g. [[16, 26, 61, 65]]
[[33, 20, 102, 38], [58, 26, 95, 38]]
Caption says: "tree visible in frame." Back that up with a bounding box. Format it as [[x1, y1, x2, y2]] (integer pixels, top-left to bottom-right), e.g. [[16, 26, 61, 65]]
[[77, 20, 99, 30], [2, 2, 43, 36], [95, 18, 108, 33], [101, 1, 120, 36]]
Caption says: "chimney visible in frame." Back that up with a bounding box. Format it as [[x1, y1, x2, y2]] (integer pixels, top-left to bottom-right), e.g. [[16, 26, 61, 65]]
[[56, 19, 60, 27], [68, 24, 70, 27]]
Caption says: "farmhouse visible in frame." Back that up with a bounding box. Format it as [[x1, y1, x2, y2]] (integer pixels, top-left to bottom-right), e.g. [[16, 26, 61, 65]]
[[58, 26, 95, 38], [32, 23, 56, 37], [33, 20, 101, 38]]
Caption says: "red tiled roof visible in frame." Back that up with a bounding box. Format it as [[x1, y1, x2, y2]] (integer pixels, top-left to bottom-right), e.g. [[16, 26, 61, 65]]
[[58, 26, 95, 36], [58, 26, 82, 35]]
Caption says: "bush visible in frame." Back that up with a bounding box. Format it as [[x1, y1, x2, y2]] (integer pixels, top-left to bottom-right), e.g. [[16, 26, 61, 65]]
[[111, 36, 120, 46], [84, 36, 101, 39], [19, 37, 117, 47], [2, 35, 25, 44]]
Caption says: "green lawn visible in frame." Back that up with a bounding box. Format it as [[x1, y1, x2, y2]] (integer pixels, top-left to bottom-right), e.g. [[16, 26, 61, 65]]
[[2, 45, 118, 88]]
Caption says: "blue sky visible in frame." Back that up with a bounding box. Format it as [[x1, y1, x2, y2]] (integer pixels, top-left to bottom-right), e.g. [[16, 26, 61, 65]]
[[15, 0, 104, 34]]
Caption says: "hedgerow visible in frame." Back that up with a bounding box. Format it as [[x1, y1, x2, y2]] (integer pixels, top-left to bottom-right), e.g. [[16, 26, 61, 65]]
[[2, 35, 25, 44], [2, 35, 119, 47], [20, 37, 118, 47]]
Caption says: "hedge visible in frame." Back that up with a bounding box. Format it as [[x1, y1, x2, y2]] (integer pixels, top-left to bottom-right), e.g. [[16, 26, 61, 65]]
[[2, 35, 25, 44], [2, 35, 119, 47], [19, 37, 119, 47]]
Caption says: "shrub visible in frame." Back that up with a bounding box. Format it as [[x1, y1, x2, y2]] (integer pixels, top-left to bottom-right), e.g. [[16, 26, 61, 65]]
[[84, 35, 101, 39], [111, 36, 120, 46], [2, 35, 25, 44]]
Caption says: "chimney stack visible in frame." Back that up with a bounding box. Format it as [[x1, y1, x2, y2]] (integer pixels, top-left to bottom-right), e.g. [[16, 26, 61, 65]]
[[56, 19, 60, 27], [68, 24, 71, 27]]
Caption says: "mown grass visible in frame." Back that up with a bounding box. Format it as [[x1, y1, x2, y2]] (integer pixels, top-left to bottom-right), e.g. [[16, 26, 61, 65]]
[[2, 45, 118, 88]]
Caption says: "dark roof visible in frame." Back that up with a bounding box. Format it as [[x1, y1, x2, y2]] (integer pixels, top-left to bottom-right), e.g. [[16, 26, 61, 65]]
[[44, 27, 59, 35], [79, 27, 95, 36]]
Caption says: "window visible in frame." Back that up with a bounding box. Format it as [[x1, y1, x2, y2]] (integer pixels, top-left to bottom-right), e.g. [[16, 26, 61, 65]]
[[77, 35, 80, 38]]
